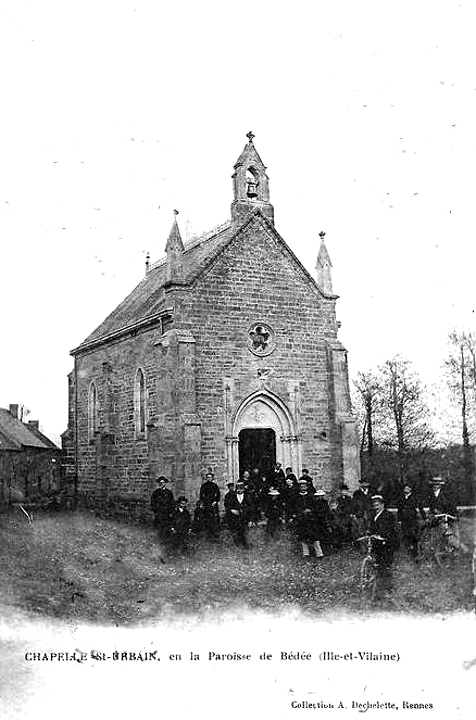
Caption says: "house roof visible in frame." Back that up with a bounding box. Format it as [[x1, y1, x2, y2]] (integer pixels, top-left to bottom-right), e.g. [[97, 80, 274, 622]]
[[0, 409, 56, 451], [26, 424, 61, 450], [73, 211, 336, 354]]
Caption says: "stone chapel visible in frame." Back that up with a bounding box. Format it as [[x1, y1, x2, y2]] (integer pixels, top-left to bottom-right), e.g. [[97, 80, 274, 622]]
[[63, 133, 360, 511]]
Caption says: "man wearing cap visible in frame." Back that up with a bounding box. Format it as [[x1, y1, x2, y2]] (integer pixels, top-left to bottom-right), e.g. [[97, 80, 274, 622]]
[[397, 481, 425, 561], [198, 472, 221, 540], [150, 476, 175, 545], [224, 481, 253, 548], [282, 473, 298, 525], [272, 462, 286, 490], [369, 494, 399, 599], [299, 468, 315, 494]]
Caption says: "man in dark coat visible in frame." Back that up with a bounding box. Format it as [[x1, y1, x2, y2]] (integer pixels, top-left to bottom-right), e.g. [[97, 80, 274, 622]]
[[299, 468, 315, 494], [272, 462, 286, 491], [224, 481, 253, 548], [427, 477, 469, 553], [282, 474, 298, 524], [332, 484, 353, 548], [150, 476, 175, 544], [289, 480, 324, 558], [198, 472, 221, 540], [249, 466, 264, 523], [170, 496, 192, 554], [263, 485, 283, 538], [351, 479, 374, 539], [397, 481, 425, 561], [312, 489, 333, 553], [427, 477, 458, 517], [284, 466, 298, 487], [369, 495, 399, 599]]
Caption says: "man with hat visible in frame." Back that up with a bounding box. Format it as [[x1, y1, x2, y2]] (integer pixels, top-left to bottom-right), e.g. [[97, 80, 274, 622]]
[[224, 481, 253, 548], [351, 478, 374, 540], [332, 484, 353, 548], [313, 488, 333, 555], [170, 496, 192, 555], [427, 477, 468, 554], [369, 494, 399, 599], [397, 481, 425, 561], [289, 479, 324, 559], [263, 484, 284, 538], [150, 476, 175, 545], [428, 477, 457, 517]]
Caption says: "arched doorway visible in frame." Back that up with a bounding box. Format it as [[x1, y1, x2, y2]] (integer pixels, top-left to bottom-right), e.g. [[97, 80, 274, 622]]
[[226, 390, 301, 483], [238, 427, 276, 478]]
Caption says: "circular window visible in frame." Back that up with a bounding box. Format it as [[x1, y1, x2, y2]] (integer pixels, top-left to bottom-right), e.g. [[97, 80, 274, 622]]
[[248, 322, 276, 357]]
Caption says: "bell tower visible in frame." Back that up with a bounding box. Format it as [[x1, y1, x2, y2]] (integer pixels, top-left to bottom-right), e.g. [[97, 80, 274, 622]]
[[231, 132, 274, 226]]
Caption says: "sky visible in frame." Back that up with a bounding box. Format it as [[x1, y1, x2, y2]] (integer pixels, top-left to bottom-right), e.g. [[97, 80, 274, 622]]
[[1, 0, 475, 444]]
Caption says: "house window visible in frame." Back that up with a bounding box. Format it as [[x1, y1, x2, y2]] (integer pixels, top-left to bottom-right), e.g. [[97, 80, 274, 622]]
[[88, 382, 99, 439], [134, 368, 147, 436]]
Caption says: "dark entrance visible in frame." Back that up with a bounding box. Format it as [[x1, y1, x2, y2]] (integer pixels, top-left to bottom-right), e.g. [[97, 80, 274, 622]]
[[238, 428, 276, 479]]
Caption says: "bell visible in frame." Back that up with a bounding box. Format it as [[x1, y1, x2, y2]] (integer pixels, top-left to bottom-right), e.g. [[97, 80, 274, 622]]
[[247, 181, 258, 198]]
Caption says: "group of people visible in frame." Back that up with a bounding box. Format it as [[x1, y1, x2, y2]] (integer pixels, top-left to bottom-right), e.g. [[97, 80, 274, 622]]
[[150, 464, 335, 556], [150, 463, 466, 600]]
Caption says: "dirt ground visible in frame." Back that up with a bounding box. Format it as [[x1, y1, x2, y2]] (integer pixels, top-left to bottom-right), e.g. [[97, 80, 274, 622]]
[[0, 511, 474, 624]]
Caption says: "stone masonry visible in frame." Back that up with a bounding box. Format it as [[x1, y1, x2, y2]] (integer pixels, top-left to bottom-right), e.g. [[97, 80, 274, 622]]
[[63, 134, 360, 515]]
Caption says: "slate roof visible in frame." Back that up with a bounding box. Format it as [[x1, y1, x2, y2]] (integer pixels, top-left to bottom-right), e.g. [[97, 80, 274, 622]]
[[26, 424, 61, 450], [76, 220, 235, 349], [74, 210, 335, 353], [234, 138, 267, 170], [0, 409, 54, 451]]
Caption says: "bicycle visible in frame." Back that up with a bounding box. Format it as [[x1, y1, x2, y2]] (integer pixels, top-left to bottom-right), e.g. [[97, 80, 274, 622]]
[[356, 534, 385, 604], [472, 547, 476, 614], [10, 502, 34, 524], [419, 513, 458, 567]]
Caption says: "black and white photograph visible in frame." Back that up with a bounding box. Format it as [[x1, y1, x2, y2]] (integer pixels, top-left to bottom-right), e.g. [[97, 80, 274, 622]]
[[1, 1, 475, 718]]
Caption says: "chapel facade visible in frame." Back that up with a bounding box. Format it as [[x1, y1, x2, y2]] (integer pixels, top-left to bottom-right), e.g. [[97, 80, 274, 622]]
[[62, 134, 360, 510]]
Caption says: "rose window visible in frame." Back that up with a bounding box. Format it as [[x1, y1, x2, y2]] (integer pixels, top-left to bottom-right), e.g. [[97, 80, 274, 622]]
[[248, 323, 276, 356]]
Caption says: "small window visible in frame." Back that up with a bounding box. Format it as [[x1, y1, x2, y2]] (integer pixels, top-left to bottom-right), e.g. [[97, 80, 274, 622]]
[[134, 368, 147, 437], [88, 382, 99, 439]]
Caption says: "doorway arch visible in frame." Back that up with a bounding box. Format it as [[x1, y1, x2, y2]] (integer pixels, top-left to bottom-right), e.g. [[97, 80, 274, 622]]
[[226, 390, 302, 482]]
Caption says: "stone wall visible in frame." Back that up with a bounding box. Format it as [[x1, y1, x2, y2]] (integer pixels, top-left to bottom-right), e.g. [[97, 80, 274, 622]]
[[67, 214, 359, 510], [167, 217, 352, 495]]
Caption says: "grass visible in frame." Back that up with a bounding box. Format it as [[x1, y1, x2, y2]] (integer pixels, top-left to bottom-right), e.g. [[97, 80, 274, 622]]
[[0, 511, 474, 624]]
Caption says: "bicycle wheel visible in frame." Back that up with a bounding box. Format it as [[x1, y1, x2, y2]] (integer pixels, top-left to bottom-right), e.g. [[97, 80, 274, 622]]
[[472, 549, 476, 614], [360, 556, 377, 604]]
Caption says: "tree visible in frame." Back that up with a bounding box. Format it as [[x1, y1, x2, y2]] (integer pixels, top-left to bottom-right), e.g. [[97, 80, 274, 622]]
[[444, 331, 475, 492], [379, 356, 434, 479], [354, 371, 382, 456], [353, 357, 433, 494]]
